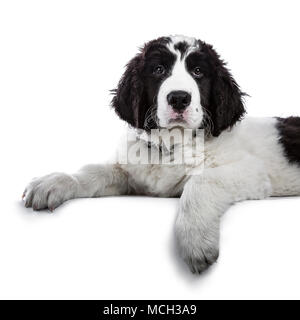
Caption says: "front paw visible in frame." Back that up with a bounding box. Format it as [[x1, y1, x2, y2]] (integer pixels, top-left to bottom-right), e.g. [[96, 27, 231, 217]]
[[23, 173, 78, 211], [175, 218, 220, 274]]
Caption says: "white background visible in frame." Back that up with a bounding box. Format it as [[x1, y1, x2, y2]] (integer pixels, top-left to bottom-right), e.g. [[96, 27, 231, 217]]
[[1, 0, 300, 300]]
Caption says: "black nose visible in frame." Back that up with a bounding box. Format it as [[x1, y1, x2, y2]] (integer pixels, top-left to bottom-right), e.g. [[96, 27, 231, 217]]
[[167, 91, 191, 111]]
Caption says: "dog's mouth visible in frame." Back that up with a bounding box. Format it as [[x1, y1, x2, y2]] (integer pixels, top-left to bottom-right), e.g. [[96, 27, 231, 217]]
[[167, 118, 189, 128], [170, 113, 184, 120], [169, 117, 186, 123]]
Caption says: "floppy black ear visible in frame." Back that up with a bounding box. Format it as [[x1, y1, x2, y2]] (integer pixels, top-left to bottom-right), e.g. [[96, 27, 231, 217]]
[[202, 43, 246, 137], [111, 54, 145, 129]]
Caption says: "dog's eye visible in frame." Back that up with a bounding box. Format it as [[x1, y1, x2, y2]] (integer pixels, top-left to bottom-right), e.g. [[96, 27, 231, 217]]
[[193, 67, 203, 77], [153, 65, 165, 75]]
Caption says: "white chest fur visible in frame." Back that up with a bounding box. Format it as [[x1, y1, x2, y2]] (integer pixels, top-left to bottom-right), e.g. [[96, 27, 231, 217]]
[[117, 128, 206, 196], [116, 117, 300, 198]]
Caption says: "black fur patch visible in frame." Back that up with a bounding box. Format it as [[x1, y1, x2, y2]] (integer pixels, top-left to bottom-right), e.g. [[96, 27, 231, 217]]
[[185, 41, 246, 136], [174, 41, 189, 59], [276, 117, 300, 165], [111, 36, 175, 130]]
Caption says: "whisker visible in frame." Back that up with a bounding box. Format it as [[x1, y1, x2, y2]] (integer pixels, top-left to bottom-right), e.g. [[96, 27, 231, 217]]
[[201, 106, 214, 137], [144, 104, 159, 130]]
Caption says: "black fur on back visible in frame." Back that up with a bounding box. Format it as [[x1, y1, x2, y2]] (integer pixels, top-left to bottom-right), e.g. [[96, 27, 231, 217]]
[[276, 117, 300, 165]]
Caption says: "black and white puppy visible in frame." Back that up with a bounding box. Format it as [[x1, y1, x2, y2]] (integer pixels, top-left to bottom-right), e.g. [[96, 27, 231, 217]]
[[23, 35, 300, 274]]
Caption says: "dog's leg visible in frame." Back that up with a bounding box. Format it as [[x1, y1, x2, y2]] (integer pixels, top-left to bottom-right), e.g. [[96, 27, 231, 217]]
[[175, 157, 272, 274], [23, 164, 128, 211]]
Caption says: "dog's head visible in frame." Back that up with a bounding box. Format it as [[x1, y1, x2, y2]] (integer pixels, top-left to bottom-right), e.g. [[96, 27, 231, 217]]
[[111, 35, 245, 136]]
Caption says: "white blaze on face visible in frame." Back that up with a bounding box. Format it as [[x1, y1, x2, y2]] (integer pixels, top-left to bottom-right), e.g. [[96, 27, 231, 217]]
[[157, 37, 204, 129]]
